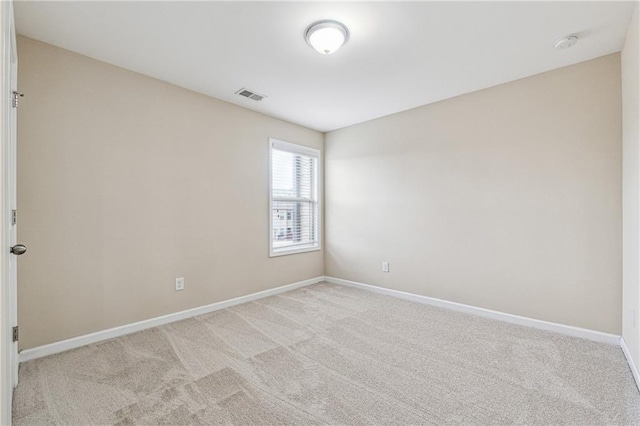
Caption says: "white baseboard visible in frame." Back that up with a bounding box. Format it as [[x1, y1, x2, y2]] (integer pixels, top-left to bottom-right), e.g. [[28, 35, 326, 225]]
[[621, 338, 640, 391], [18, 275, 627, 364], [325, 276, 621, 346], [19, 276, 324, 363]]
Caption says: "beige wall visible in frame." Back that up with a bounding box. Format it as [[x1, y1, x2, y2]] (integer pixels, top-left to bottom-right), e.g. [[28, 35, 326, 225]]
[[17, 33, 627, 350], [622, 4, 640, 368], [326, 54, 622, 334], [16, 36, 324, 350]]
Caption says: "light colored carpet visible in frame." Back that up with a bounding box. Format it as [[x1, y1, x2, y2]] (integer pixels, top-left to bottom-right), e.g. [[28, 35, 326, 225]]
[[12, 282, 640, 425]]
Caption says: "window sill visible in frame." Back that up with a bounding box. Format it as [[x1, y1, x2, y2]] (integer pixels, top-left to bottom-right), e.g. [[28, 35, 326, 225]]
[[270, 245, 321, 258]]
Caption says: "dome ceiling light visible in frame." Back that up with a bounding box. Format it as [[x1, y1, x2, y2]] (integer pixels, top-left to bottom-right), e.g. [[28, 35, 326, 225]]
[[305, 20, 350, 55]]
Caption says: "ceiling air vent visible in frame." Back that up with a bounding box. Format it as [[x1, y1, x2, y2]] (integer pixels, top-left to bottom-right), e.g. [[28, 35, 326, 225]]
[[235, 88, 266, 102]]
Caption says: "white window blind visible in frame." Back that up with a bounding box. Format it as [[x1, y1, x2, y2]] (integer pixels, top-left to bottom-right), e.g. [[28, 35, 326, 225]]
[[269, 139, 320, 256]]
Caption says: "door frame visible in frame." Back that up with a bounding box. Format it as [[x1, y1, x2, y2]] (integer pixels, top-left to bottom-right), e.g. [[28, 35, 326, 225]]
[[1, 0, 17, 423]]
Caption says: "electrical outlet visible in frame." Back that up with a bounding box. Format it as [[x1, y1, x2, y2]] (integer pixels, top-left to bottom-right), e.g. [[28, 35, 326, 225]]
[[382, 261, 389, 273], [175, 277, 185, 291]]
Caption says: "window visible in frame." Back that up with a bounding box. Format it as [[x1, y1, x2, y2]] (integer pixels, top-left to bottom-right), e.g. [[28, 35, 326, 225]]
[[269, 139, 320, 256]]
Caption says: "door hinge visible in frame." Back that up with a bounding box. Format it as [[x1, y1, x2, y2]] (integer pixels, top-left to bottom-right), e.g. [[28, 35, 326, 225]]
[[11, 209, 17, 226], [12, 326, 18, 342], [12, 91, 23, 108]]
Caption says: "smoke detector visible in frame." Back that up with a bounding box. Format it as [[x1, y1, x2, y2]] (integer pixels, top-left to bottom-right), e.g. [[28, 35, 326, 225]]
[[235, 88, 266, 102], [555, 36, 578, 50]]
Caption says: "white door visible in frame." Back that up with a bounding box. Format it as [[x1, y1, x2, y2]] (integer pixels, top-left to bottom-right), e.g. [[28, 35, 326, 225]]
[[8, 11, 19, 388], [1, 0, 19, 421]]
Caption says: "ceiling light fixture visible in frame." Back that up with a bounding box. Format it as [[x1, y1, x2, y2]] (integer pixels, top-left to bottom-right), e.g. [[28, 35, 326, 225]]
[[555, 35, 578, 50], [305, 20, 349, 55]]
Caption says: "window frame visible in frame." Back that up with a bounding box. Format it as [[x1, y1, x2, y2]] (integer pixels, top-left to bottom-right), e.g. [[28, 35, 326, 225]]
[[269, 138, 322, 257]]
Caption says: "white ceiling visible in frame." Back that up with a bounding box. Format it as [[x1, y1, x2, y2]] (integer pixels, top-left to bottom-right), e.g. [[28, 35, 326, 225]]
[[14, 1, 636, 132]]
